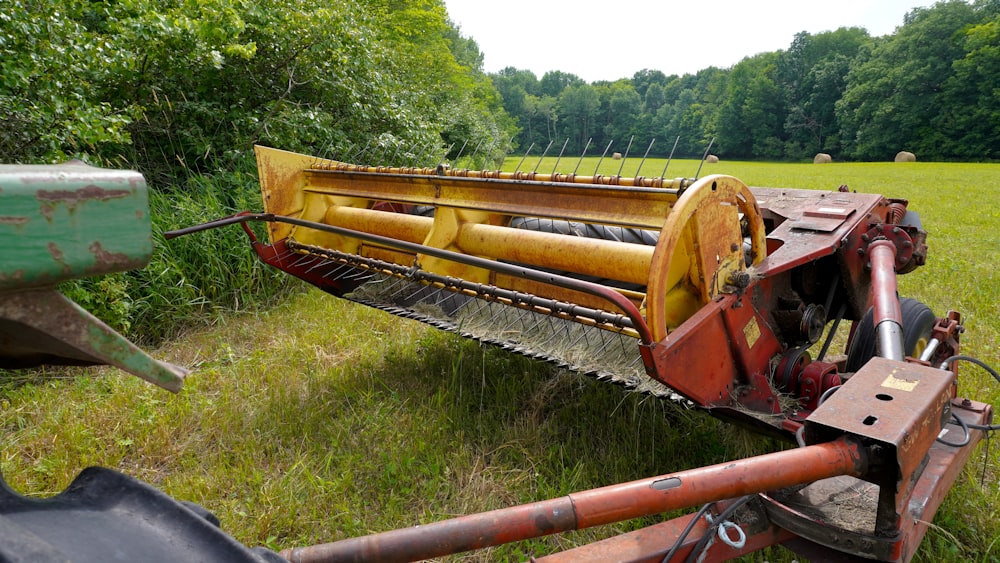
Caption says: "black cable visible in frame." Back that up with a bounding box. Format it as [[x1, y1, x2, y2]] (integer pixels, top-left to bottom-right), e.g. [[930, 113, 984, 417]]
[[937, 411, 971, 447], [660, 502, 714, 563], [683, 495, 755, 563], [941, 355, 1000, 431], [941, 355, 1000, 384]]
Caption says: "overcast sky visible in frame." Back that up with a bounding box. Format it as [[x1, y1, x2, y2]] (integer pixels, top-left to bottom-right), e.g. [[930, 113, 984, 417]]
[[443, 0, 936, 83]]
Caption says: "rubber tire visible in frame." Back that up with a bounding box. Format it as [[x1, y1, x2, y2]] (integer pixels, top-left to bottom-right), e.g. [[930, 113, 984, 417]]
[[845, 298, 936, 373]]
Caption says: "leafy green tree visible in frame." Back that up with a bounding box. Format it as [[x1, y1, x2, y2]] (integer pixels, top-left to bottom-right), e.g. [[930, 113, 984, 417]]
[[643, 83, 666, 114], [539, 70, 584, 98], [631, 69, 670, 100], [557, 84, 600, 154], [836, 1, 981, 160], [601, 82, 643, 153], [717, 53, 784, 158], [778, 28, 870, 159], [0, 0, 133, 162], [936, 5, 1000, 159]]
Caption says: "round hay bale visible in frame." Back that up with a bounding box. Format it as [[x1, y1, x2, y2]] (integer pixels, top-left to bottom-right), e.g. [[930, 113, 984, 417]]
[[705, 154, 719, 163], [813, 153, 832, 164], [894, 151, 916, 162], [612, 152, 622, 160]]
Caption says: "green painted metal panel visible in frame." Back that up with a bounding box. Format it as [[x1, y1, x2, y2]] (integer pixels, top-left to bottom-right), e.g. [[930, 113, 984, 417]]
[[0, 161, 152, 291]]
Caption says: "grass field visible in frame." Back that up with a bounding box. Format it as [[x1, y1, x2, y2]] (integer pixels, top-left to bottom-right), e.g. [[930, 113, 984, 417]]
[[1, 158, 998, 561]]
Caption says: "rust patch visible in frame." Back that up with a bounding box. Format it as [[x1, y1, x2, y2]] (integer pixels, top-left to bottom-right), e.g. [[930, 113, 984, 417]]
[[88, 241, 137, 271], [36, 185, 131, 203], [48, 242, 65, 263], [0, 216, 29, 226], [37, 185, 132, 220], [0, 270, 25, 283], [48, 243, 73, 276]]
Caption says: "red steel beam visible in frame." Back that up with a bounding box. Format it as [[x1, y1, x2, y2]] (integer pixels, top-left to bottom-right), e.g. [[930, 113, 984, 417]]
[[280, 438, 866, 563]]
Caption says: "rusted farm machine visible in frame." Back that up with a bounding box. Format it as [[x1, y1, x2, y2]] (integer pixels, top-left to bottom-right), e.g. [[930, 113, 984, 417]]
[[163, 145, 995, 562], [0, 150, 995, 562]]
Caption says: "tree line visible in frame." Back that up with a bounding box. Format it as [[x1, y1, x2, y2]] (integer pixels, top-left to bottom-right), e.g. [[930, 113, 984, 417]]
[[0, 0, 518, 339], [491, 0, 1000, 162], [1, 0, 516, 180]]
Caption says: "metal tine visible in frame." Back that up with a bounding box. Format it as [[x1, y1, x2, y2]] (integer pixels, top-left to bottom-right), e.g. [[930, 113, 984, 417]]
[[415, 143, 436, 168], [482, 138, 499, 171], [660, 136, 681, 178], [378, 140, 394, 165], [594, 139, 614, 176], [573, 138, 592, 175], [372, 141, 390, 167], [352, 140, 372, 165], [290, 253, 320, 268], [437, 142, 456, 168], [320, 261, 361, 280], [338, 142, 355, 164], [305, 257, 337, 275], [496, 136, 515, 170], [452, 139, 470, 167], [616, 135, 635, 177], [635, 138, 656, 178], [314, 138, 335, 168], [695, 137, 716, 180], [514, 142, 535, 172], [466, 140, 484, 170], [381, 275, 421, 303], [551, 138, 570, 174], [389, 142, 402, 167], [533, 140, 554, 173]]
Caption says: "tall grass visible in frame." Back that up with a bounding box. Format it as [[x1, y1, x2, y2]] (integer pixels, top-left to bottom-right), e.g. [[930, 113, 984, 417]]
[[4, 158, 1000, 561], [61, 157, 295, 343]]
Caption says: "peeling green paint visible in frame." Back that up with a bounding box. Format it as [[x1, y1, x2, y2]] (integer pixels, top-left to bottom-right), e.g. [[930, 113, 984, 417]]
[[0, 162, 152, 291], [0, 161, 187, 392]]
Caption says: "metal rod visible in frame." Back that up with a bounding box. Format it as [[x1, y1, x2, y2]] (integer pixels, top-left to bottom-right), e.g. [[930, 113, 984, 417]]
[[551, 138, 569, 174], [338, 143, 355, 164], [437, 143, 455, 167], [594, 140, 614, 176], [467, 140, 484, 169], [279, 438, 865, 563], [496, 136, 515, 169], [694, 137, 715, 179], [482, 138, 498, 171], [453, 139, 470, 164], [514, 142, 535, 172], [389, 143, 402, 166], [636, 138, 655, 177], [616, 135, 635, 177], [573, 138, 592, 175], [919, 338, 942, 363], [869, 240, 904, 361], [352, 140, 372, 164], [534, 140, 554, 173], [660, 136, 680, 178]]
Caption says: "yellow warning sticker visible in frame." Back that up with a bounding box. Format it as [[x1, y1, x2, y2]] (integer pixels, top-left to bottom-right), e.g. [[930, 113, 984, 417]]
[[743, 317, 761, 349], [881, 374, 919, 392]]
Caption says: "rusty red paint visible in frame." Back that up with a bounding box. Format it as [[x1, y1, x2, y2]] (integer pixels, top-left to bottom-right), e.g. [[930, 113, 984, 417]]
[[279, 438, 865, 563]]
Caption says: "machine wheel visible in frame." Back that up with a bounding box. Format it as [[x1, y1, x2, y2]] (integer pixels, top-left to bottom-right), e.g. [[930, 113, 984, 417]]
[[844, 298, 936, 372]]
